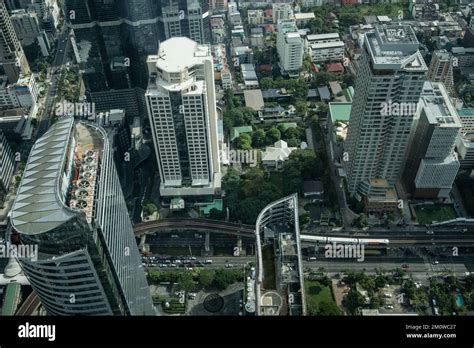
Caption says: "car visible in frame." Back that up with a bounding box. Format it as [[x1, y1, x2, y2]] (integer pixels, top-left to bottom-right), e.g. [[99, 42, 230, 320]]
[[432, 260, 439, 265], [308, 257, 317, 261], [383, 293, 392, 298], [401, 264, 409, 269], [426, 231, 434, 235], [225, 264, 234, 268]]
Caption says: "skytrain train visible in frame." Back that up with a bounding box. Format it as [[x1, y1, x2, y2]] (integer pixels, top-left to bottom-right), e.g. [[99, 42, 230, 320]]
[[300, 235, 390, 246]]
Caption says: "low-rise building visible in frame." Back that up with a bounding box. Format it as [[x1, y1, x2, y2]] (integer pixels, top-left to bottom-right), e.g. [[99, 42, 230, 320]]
[[262, 140, 297, 170], [358, 179, 400, 214], [294, 12, 315, 26], [248, 9, 264, 25], [306, 33, 345, 63]]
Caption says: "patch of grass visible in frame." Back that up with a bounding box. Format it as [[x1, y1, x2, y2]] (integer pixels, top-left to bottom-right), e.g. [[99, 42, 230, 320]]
[[262, 245, 276, 290], [414, 204, 457, 225], [305, 280, 342, 316]]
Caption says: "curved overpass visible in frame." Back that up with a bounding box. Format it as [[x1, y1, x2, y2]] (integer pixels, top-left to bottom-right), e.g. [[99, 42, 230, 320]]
[[133, 218, 255, 236]]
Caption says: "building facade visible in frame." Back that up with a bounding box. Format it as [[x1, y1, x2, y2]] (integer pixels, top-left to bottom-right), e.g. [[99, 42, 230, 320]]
[[426, 50, 454, 96], [344, 25, 428, 194], [276, 20, 303, 78], [305, 33, 344, 63], [145, 37, 221, 203], [11, 118, 154, 315], [0, 130, 15, 206], [0, 1, 30, 84], [402, 82, 461, 199]]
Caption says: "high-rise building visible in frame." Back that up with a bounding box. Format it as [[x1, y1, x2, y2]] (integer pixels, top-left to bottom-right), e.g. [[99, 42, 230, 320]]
[[10, 9, 51, 57], [426, 50, 454, 96], [11, 117, 154, 315], [160, 0, 210, 45], [145, 37, 221, 204], [0, 130, 15, 206], [402, 82, 461, 199], [0, 1, 30, 83], [276, 20, 303, 78], [344, 25, 428, 194], [65, 0, 161, 92], [210, 0, 228, 12], [272, 2, 293, 24]]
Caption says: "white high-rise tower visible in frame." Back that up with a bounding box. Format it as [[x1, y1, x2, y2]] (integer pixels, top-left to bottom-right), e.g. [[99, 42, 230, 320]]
[[145, 37, 221, 203], [344, 25, 428, 195]]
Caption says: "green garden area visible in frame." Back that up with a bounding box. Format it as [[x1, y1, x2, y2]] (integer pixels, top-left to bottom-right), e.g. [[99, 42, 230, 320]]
[[305, 279, 342, 316], [262, 245, 276, 290], [413, 204, 457, 225], [147, 268, 244, 292]]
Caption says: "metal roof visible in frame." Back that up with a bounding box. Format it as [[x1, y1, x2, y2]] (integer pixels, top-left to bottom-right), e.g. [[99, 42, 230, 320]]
[[11, 117, 77, 235]]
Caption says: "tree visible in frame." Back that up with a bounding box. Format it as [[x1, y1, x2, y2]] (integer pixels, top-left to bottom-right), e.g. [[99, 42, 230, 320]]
[[143, 201, 157, 216], [345, 288, 366, 315], [234, 133, 252, 150], [198, 269, 215, 288], [214, 269, 237, 290], [260, 77, 274, 90], [318, 301, 343, 315], [177, 271, 195, 292], [314, 71, 336, 86], [295, 99, 308, 118], [265, 127, 281, 144], [252, 128, 266, 147], [316, 102, 329, 114]]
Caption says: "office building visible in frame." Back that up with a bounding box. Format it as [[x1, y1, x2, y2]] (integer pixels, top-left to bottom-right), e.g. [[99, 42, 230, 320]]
[[0, 1, 30, 84], [276, 20, 303, 77], [426, 50, 454, 96], [160, 0, 210, 45], [11, 117, 154, 315], [145, 37, 221, 203], [402, 82, 461, 199], [305, 33, 345, 63], [0, 130, 15, 206], [344, 25, 428, 194], [458, 108, 474, 135]]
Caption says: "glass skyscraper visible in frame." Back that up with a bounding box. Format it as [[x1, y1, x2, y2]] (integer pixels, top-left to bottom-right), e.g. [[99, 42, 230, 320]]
[[11, 117, 154, 315]]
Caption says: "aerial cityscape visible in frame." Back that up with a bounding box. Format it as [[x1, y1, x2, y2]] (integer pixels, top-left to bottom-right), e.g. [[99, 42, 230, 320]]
[[1, 0, 474, 328]]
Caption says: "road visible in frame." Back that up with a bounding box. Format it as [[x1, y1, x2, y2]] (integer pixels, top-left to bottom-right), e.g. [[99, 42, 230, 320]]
[[307, 120, 357, 226], [303, 256, 472, 281], [37, 29, 70, 138]]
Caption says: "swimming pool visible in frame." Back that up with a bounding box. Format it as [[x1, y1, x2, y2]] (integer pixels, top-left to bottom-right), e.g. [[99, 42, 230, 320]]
[[456, 294, 464, 308]]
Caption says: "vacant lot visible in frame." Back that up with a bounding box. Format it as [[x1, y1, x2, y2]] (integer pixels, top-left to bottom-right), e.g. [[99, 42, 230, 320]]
[[305, 280, 342, 316], [414, 204, 456, 225]]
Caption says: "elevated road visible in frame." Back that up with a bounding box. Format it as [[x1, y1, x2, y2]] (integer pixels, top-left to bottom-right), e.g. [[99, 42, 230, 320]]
[[15, 292, 41, 316], [133, 219, 474, 247], [134, 218, 255, 236]]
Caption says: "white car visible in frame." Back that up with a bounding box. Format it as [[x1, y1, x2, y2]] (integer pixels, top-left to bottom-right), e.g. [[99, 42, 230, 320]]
[[432, 260, 439, 265]]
